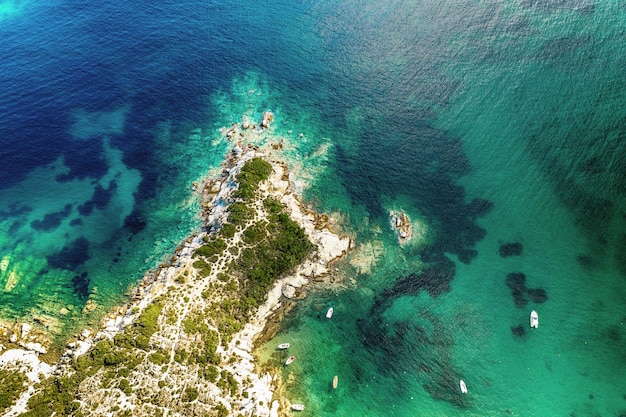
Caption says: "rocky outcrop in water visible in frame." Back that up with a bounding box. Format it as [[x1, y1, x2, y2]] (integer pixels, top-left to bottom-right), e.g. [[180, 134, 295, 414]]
[[389, 210, 412, 243], [499, 242, 523, 257], [506, 272, 548, 308]]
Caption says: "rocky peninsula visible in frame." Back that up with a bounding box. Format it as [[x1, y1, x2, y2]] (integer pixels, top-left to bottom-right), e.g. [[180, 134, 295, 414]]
[[0, 113, 351, 416]]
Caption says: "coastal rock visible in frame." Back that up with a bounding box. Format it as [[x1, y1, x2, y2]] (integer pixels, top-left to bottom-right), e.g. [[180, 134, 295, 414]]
[[282, 284, 297, 299], [270, 400, 280, 417], [20, 341, 47, 354], [33, 314, 57, 330], [261, 111, 274, 129], [80, 328, 92, 340], [242, 115, 251, 129], [0, 349, 54, 384], [225, 124, 238, 139], [20, 323, 32, 339], [68, 340, 91, 357], [102, 316, 124, 334], [82, 299, 97, 313]]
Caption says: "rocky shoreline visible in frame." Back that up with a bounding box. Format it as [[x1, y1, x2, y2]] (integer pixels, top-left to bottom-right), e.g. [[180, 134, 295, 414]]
[[0, 114, 351, 416]]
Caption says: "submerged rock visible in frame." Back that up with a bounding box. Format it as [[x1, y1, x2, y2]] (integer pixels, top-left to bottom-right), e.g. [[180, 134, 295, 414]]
[[242, 115, 251, 129], [505, 272, 526, 292], [260, 111, 274, 129], [506, 272, 528, 308], [499, 242, 523, 257], [527, 288, 548, 303], [511, 325, 526, 336]]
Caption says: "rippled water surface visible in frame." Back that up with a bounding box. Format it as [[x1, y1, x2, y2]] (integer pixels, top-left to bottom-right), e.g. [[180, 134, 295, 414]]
[[0, 1, 624, 415]]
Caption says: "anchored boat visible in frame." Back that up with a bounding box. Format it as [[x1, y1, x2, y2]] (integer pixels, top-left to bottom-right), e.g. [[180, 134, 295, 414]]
[[530, 310, 539, 328], [460, 379, 468, 394]]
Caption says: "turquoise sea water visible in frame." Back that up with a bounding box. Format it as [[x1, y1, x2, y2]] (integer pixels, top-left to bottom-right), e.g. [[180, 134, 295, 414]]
[[0, 1, 624, 415]]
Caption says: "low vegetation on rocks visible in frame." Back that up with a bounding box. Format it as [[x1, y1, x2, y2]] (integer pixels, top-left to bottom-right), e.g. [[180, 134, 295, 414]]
[[5, 153, 316, 417]]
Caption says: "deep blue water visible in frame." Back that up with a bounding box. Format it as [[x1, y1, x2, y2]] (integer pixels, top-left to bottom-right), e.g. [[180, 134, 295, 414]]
[[1, 1, 625, 416]]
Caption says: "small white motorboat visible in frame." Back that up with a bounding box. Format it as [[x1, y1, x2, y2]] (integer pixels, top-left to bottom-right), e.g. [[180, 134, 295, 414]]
[[326, 307, 334, 319], [277, 343, 290, 350], [530, 310, 539, 328], [285, 355, 296, 365], [333, 375, 338, 389], [291, 404, 305, 411], [460, 379, 468, 394]]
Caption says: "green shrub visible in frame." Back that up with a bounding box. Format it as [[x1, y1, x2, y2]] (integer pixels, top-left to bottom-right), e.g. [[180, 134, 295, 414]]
[[242, 223, 267, 244], [217, 370, 238, 395], [23, 374, 82, 416], [233, 158, 272, 200], [0, 370, 27, 413], [103, 352, 125, 367], [214, 403, 228, 417], [133, 335, 150, 350], [148, 351, 168, 366], [263, 197, 282, 214], [234, 209, 315, 314], [173, 349, 188, 364], [182, 387, 198, 402], [166, 308, 178, 325], [194, 238, 226, 258], [192, 260, 212, 277], [219, 223, 236, 239], [202, 366, 219, 382], [135, 302, 164, 340], [228, 202, 255, 226], [119, 379, 132, 396]]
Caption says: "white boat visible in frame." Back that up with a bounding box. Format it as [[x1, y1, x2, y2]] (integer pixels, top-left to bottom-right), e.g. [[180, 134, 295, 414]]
[[460, 379, 468, 394], [326, 307, 334, 319], [277, 343, 290, 350], [285, 355, 296, 365], [291, 404, 305, 411], [530, 310, 539, 328], [333, 375, 338, 389]]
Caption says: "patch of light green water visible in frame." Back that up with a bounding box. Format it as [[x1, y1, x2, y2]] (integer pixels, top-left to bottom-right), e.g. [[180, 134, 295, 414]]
[[0, 0, 24, 22], [0, 134, 141, 333], [256, 2, 626, 416], [434, 3, 626, 416], [257, 218, 439, 417], [81, 118, 231, 320], [0, 102, 231, 337]]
